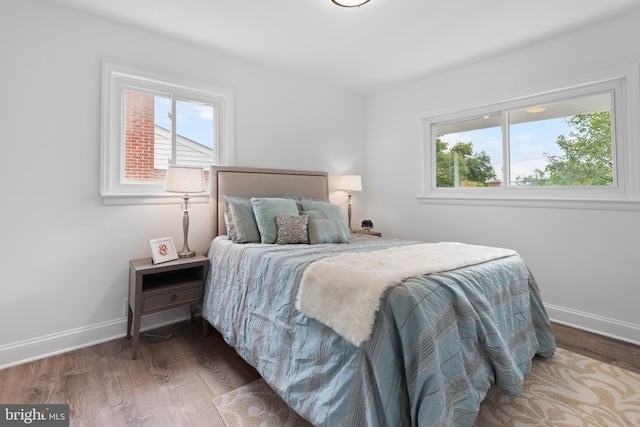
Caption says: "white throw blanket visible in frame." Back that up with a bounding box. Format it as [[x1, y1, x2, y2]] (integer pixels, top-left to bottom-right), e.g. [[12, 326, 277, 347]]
[[296, 242, 518, 347]]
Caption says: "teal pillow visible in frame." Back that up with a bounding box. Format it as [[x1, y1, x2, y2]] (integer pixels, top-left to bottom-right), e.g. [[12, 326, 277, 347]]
[[251, 197, 300, 244], [221, 195, 261, 243], [308, 219, 350, 244], [299, 200, 349, 237], [282, 194, 331, 211]]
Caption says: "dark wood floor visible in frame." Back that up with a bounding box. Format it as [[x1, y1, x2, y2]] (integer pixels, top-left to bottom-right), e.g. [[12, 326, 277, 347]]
[[0, 321, 259, 426], [550, 322, 639, 374], [0, 320, 637, 426]]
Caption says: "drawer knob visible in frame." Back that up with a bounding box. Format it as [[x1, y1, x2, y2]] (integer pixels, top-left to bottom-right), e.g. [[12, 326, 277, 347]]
[[171, 294, 178, 301]]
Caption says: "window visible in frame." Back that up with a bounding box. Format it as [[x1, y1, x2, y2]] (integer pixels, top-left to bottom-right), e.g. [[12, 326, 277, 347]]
[[101, 63, 234, 204], [420, 67, 640, 210]]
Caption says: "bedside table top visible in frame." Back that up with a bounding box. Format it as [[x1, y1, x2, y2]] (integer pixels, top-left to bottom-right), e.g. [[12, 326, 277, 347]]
[[353, 229, 382, 237], [130, 253, 209, 272]]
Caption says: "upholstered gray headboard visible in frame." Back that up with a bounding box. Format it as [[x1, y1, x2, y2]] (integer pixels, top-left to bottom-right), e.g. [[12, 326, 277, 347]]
[[209, 166, 329, 237]]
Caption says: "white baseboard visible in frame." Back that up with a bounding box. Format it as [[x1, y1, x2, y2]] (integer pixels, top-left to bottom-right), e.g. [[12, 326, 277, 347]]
[[545, 303, 640, 346], [0, 308, 193, 370], [2, 304, 637, 370]]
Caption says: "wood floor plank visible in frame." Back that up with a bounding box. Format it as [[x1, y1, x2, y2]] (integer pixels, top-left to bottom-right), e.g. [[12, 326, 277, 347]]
[[551, 321, 640, 374], [0, 318, 637, 427]]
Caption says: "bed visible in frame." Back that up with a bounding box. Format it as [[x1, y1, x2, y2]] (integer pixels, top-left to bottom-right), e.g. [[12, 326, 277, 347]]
[[202, 166, 556, 427]]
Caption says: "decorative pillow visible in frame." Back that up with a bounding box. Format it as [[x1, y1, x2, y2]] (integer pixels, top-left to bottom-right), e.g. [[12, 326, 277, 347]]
[[283, 194, 331, 211], [221, 195, 261, 243], [275, 215, 309, 245], [308, 219, 350, 244], [302, 196, 331, 202], [251, 197, 300, 244], [223, 211, 233, 240], [221, 196, 238, 240], [302, 208, 336, 220], [299, 200, 350, 237]]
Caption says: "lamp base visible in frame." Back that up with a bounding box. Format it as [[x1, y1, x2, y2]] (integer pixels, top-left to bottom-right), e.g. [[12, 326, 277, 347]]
[[177, 250, 196, 258], [178, 201, 195, 258]]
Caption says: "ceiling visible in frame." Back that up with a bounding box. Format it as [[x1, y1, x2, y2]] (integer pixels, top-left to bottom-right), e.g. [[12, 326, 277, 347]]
[[48, 0, 640, 95]]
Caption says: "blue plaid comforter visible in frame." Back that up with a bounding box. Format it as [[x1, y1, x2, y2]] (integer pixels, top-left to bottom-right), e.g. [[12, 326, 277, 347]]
[[203, 236, 556, 426]]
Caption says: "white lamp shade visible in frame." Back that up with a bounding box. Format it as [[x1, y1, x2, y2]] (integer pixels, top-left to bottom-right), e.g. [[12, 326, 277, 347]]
[[164, 165, 205, 193], [340, 175, 362, 192]]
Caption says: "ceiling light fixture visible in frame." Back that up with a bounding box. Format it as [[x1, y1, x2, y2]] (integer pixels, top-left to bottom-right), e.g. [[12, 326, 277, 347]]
[[525, 106, 547, 113], [331, 0, 370, 7]]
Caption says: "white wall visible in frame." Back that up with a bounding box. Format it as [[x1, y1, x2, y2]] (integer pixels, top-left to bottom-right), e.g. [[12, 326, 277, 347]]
[[2, 0, 638, 370], [366, 12, 640, 344], [0, 0, 365, 367]]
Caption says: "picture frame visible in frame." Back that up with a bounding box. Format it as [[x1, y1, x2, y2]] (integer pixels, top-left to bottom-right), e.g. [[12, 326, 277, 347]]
[[149, 237, 178, 264]]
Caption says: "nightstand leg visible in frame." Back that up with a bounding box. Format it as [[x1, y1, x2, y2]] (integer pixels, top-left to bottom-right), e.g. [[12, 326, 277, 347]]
[[126, 306, 133, 339], [131, 309, 141, 359]]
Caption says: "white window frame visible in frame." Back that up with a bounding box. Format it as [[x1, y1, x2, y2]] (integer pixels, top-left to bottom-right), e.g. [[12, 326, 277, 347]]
[[100, 62, 234, 205], [418, 65, 640, 210]]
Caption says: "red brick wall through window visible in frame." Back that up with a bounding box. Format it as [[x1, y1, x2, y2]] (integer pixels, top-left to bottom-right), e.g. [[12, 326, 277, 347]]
[[124, 91, 162, 181]]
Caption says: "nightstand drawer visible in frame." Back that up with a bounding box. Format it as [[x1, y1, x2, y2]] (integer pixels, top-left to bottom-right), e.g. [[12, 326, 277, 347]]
[[141, 283, 203, 313]]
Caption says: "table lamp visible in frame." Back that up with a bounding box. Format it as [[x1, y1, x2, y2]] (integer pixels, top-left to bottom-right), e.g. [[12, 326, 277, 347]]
[[339, 174, 362, 232], [165, 165, 205, 258]]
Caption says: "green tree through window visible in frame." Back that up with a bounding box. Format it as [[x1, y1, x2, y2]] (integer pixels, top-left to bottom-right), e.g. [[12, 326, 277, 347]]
[[516, 112, 612, 186], [436, 138, 497, 187]]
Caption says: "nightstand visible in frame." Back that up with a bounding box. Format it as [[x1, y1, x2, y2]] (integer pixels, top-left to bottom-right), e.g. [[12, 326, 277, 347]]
[[353, 229, 382, 237], [127, 254, 209, 359]]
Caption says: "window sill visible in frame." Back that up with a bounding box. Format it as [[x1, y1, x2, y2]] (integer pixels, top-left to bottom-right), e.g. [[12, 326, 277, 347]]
[[416, 193, 640, 211], [101, 192, 209, 206]]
